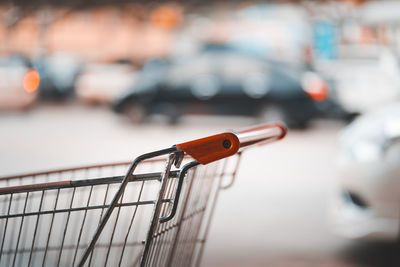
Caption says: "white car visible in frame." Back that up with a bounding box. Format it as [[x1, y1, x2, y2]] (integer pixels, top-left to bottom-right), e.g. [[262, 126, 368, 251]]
[[332, 104, 400, 240], [0, 55, 39, 110], [316, 50, 400, 115], [76, 63, 137, 105]]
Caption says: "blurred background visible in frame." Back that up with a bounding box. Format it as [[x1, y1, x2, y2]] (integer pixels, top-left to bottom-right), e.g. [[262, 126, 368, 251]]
[[1, 0, 400, 266]]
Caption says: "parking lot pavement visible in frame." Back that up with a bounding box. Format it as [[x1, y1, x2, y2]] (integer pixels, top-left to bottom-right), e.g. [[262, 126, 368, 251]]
[[1, 103, 399, 266]]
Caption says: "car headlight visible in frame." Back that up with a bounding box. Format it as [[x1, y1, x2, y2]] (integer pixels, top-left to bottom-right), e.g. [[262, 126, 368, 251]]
[[351, 140, 383, 162]]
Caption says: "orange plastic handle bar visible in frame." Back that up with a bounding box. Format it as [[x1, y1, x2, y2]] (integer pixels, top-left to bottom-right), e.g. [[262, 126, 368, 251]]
[[176, 132, 240, 165], [176, 123, 286, 164]]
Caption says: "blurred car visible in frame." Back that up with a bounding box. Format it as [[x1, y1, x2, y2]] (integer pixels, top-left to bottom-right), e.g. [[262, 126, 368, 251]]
[[113, 45, 332, 127], [33, 53, 81, 100], [315, 50, 400, 115], [0, 54, 39, 110], [332, 104, 400, 240], [76, 62, 138, 105]]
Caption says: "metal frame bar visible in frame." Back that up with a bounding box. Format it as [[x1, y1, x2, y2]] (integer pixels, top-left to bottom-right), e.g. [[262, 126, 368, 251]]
[[0, 171, 179, 195], [140, 153, 177, 267], [78, 146, 179, 267]]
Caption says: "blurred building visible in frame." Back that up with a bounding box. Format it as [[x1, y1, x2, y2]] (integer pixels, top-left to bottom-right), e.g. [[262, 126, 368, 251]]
[[0, 4, 183, 63]]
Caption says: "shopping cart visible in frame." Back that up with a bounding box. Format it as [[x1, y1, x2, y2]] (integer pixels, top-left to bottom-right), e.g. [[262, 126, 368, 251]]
[[0, 123, 286, 267]]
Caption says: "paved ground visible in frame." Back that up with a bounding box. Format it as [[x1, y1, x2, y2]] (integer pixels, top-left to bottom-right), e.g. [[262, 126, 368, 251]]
[[0, 103, 399, 266]]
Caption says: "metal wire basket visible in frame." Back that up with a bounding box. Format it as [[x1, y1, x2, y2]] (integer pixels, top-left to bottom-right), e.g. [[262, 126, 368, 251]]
[[0, 123, 286, 267]]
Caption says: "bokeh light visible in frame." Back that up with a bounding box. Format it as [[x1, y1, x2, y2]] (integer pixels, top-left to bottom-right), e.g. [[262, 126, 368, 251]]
[[23, 69, 40, 94], [150, 5, 182, 30]]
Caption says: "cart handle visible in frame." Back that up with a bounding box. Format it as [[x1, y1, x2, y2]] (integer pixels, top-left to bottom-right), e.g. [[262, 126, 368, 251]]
[[176, 123, 286, 164], [236, 123, 287, 148]]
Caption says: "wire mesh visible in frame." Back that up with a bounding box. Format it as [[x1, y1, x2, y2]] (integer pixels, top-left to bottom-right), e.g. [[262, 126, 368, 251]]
[[0, 153, 241, 267]]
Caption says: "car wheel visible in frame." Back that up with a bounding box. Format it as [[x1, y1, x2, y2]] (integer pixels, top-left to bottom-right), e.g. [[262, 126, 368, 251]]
[[157, 102, 180, 124], [124, 104, 146, 124], [167, 113, 180, 124], [258, 105, 308, 129], [258, 105, 287, 124]]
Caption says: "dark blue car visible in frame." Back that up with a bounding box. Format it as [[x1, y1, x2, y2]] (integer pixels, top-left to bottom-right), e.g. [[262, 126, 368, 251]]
[[113, 45, 333, 128]]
